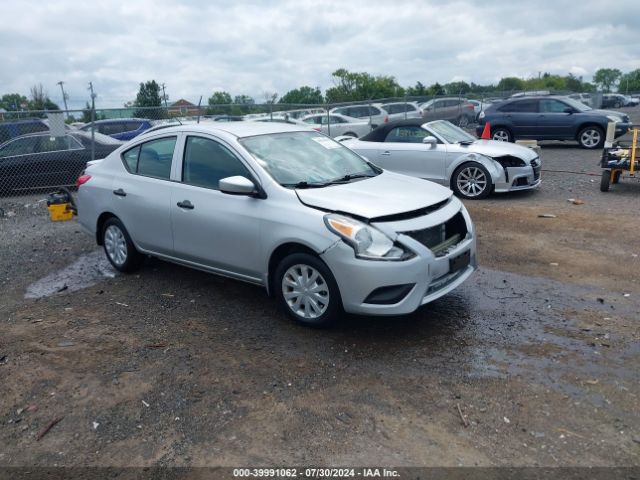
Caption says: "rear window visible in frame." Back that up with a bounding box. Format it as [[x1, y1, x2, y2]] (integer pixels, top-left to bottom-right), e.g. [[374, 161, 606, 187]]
[[121, 136, 176, 179], [498, 100, 538, 113]]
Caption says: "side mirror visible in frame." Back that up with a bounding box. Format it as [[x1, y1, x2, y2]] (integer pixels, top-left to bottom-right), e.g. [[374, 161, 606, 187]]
[[563, 108, 574, 114], [422, 136, 437, 146], [219, 176, 258, 196]]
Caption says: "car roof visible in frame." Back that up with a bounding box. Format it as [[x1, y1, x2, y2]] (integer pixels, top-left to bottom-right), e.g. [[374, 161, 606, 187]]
[[359, 118, 428, 142], [135, 120, 314, 140], [86, 118, 148, 124]]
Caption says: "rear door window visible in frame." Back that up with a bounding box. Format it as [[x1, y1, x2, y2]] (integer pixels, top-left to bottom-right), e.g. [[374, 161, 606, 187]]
[[122, 137, 177, 179]]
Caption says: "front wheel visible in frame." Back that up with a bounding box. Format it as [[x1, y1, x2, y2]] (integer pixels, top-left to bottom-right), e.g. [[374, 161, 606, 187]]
[[452, 163, 493, 199], [457, 115, 470, 128], [274, 253, 343, 328], [102, 217, 144, 272], [578, 126, 604, 149], [491, 127, 512, 142]]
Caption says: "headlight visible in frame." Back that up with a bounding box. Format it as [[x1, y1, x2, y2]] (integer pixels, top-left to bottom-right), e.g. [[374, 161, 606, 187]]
[[607, 115, 621, 123], [324, 214, 413, 261], [493, 155, 526, 167]]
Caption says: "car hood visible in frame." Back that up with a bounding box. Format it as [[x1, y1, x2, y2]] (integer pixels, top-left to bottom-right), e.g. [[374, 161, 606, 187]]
[[455, 140, 539, 162], [589, 109, 626, 119], [295, 171, 452, 220]]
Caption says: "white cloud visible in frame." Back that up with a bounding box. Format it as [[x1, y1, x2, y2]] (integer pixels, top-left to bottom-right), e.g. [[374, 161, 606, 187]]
[[0, 0, 638, 109]]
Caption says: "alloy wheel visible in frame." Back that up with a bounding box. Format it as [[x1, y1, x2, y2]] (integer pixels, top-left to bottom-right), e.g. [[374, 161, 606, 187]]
[[104, 225, 128, 266], [456, 166, 488, 198], [281, 264, 330, 319], [580, 129, 601, 148], [492, 130, 510, 142]]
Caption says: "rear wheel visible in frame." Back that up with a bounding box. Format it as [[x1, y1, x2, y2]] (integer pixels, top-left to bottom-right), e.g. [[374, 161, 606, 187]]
[[614, 101, 622, 108], [102, 217, 144, 272], [612, 170, 621, 184], [578, 126, 604, 149], [491, 127, 512, 142], [274, 253, 342, 328], [457, 115, 470, 128], [452, 162, 493, 200], [600, 170, 610, 192]]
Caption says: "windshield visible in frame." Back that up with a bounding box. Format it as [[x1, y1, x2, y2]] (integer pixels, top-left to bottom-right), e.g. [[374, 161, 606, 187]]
[[427, 120, 476, 143], [561, 97, 592, 112], [239, 131, 379, 187]]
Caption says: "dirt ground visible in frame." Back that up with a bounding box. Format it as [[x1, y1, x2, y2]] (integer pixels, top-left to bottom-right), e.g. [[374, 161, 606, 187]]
[[1, 111, 639, 470]]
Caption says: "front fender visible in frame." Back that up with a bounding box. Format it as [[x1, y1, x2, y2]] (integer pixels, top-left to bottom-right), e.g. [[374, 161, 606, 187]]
[[446, 153, 504, 186]]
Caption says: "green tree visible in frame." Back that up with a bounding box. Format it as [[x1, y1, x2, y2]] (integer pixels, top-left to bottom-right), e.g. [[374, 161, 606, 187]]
[[133, 80, 165, 118], [405, 81, 427, 97], [279, 86, 323, 105], [325, 68, 404, 103], [444, 81, 471, 95], [207, 91, 233, 114], [619, 69, 640, 93], [28, 84, 60, 111], [427, 82, 445, 96], [593, 68, 622, 92], [497, 77, 525, 92], [0, 93, 28, 111]]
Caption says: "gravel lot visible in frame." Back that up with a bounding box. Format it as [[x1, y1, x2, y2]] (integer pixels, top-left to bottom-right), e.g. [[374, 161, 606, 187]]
[[0, 108, 639, 469]]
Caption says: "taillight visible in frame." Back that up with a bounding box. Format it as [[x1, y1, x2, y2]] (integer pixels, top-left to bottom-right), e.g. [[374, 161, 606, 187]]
[[384, 116, 389, 123], [76, 174, 92, 188], [313, 127, 321, 132]]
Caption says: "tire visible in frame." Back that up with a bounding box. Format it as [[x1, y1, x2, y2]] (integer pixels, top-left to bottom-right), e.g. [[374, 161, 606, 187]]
[[102, 217, 144, 273], [274, 253, 343, 328], [491, 127, 512, 142], [600, 170, 610, 192], [614, 101, 622, 109], [578, 126, 604, 149], [452, 162, 493, 200], [457, 115, 470, 128]]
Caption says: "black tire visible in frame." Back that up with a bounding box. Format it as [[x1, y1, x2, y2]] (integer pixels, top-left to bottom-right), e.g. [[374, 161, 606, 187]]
[[452, 162, 493, 200], [612, 170, 621, 184], [578, 125, 604, 149], [102, 217, 144, 273], [273, 253, 343, 328], [600, 170, 610, 192], [614, 101, 622, 109], [491, 127, 513, 142], [457, 115, 470, 128]]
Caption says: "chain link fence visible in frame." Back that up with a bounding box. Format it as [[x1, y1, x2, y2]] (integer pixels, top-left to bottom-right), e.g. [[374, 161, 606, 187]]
[[0, 90, 634, 196]]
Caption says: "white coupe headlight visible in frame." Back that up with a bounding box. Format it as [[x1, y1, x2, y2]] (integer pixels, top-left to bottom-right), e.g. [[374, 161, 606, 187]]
[[324, 214, 412, 261]]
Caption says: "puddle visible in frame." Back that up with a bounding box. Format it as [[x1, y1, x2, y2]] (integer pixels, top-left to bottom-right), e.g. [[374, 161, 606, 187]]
[[25, 250, 116, 298]]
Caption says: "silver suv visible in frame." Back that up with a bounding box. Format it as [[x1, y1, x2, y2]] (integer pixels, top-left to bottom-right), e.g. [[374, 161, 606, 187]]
[[329, 104, 389, 129], [77, 123, 476, 327]]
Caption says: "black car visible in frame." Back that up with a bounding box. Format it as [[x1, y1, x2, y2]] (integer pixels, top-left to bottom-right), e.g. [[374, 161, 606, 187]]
[[476, 96, 632, 149], [0, 131, 122, 193]]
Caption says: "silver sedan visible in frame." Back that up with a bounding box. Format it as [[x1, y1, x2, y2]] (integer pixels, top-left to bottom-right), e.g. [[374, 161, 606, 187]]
[[77, 122, 476, 327], [341, 119, 541, 199]]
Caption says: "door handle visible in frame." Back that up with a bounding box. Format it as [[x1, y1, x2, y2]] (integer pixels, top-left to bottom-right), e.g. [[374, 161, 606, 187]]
[[381, 151, 391, 156], [177, 200, 194, 210], [113, 188, 126, 197]]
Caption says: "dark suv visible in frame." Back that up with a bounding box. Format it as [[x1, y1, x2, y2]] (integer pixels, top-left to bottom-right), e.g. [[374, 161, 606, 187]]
[[476, 96, 632, 149]]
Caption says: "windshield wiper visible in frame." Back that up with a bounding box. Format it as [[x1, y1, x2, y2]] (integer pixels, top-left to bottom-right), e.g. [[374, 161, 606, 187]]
[[282, 181, 330, 189], [326, 173, 377, 184]]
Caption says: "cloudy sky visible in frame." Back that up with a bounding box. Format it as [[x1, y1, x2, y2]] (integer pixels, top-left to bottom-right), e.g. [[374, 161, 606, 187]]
[[1, 0, 638, 109]]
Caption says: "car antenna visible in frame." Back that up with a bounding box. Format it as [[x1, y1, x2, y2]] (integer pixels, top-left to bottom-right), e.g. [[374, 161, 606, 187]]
[[196, 95, 203, 124]]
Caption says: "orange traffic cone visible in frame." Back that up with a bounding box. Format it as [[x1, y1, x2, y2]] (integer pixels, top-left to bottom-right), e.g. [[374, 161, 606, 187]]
[[480, 122, 491, 140]]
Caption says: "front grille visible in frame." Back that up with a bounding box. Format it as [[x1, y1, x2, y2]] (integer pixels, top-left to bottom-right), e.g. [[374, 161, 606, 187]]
[[403, 211, 467, 257]]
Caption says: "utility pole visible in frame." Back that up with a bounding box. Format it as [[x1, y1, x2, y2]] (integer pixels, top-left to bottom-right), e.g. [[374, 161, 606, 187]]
[[88, 82, 96, 161], [57, 81, 69, 116], [161, 83, 168, 108]]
